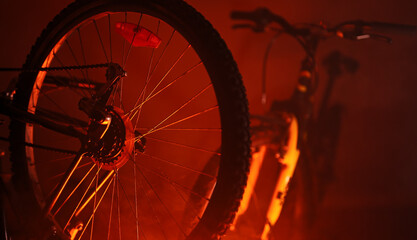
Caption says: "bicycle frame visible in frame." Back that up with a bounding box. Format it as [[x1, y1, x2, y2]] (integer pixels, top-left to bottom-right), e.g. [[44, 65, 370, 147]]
[[0, 95, 86, 141]]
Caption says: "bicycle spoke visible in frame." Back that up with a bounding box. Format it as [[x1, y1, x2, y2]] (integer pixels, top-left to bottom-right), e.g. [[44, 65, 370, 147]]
[[106, 175, 116, 240], [64, 39, 92, 97], [93, 19, 109, 63], [116, 170, 122, 240], [134, 160, 210, 201], [138, 104, 217, 141], [132, 105, 219, 145], [147, 136, 220, 156], [36, 88, 88, 134], [40, 73, 88, 99], [90, 171, 99, 240], [75, 170, 114, 217], [129, 44, 190, 120], [127, 61, 203, 119], [110, 80, 125, 110], [136, 166, 187, 237], [121, 12, 127, 66], [130, 26, 171, 122], [133, 156, 139, 240], [35, 106, 88, 128], [148, 29, 176, 82], [146, 43, 191, 102], [77, 27, 90, 85], [117, 81, 126, 110], [158, 170, 202, 222], [48, 162, 92, 181], [136, 127, 220, 132], [52, 53, 89, 98], [33, 155, 74, 166], [119, 81, 124, 110], [108, 14, 113, 63], [65, 40, 87, 79], [53, 164, 96, 217], [132, 21, 160, 127], [136, 151, 217, 225], [63, 165, 102, 231], [115, 176, 141, 224], [45, 152, 86, 215], [139, 84, 212, 139], [76, 176, 114, 240], [123, 14, 142, 67], [140, 152, 217, 179]]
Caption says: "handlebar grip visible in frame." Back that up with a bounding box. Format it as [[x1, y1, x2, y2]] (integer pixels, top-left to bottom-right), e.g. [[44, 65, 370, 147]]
[[230, 8, 299, 34], [367, 21, 417, 34], [230, 9, 274, 33]]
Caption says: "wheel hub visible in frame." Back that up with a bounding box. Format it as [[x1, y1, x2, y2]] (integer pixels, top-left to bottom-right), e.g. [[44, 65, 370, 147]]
[[86, 106, 135, 170]]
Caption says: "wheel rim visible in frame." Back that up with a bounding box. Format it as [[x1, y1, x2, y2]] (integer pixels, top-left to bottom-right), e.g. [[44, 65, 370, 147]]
[[25, 10, 222, 240]]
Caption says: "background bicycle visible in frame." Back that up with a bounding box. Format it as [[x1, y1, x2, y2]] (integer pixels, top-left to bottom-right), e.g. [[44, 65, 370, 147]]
[[1, 0, 417, 240], [225, 2, 417, 239], [224, 8, 416, 239]]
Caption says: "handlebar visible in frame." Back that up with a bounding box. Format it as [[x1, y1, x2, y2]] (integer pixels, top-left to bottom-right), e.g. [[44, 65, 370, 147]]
[[334, 20, 417, 33], [231, 8, 291, 32], [231, 8, 416, 43], [230, 8, 416, 108]]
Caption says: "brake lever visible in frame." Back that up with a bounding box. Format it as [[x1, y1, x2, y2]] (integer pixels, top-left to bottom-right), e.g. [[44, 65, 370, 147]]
[[334, 19, 415, 43], [336, 29, 393, 43]]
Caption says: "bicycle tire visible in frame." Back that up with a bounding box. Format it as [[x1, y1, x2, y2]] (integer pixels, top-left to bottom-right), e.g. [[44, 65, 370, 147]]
[[8, 0, 250, 239]]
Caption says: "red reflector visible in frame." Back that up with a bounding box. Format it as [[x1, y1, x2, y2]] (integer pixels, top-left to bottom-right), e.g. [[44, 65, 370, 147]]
[[115, 22, 161, 48]]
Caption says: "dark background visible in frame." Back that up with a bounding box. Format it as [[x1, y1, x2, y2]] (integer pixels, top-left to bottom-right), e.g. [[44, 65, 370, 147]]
[[1, 0, 416, 239]]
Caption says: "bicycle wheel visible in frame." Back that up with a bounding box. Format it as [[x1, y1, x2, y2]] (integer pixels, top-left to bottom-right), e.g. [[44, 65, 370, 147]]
[[8, 0, 250, 239]]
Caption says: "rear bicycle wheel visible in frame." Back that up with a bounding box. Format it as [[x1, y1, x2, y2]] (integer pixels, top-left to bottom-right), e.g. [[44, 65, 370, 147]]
[[8, 0, 250, 239]]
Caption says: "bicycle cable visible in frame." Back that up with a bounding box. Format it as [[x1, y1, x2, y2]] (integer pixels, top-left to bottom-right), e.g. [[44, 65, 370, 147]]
[[0, 63, 108, 72], [261, 33, 281, 109], [0, 136, 77, 155]]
